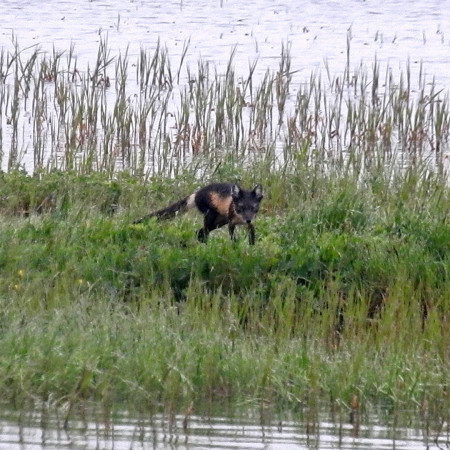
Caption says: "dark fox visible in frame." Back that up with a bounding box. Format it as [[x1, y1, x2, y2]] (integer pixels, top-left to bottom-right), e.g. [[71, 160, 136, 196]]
[[133, 183, 263, 244]]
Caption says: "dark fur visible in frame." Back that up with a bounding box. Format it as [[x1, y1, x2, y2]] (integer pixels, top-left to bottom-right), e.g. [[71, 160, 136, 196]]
[[133, 183, 263, 244]]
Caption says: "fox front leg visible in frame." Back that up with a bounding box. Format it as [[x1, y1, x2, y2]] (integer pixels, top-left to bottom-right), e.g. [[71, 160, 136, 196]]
[[228, 223, 236, 241], [247, 223, 256, 245]]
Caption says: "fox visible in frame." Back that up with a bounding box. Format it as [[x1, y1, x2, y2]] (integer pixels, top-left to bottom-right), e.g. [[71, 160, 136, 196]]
[[133, 183, 263, 245]]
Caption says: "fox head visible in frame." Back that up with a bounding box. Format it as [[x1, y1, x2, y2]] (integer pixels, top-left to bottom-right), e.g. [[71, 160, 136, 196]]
[[231, 184, 263, 225]]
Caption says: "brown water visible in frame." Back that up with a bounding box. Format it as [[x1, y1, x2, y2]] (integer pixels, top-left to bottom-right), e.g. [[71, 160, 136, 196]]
[[0, 408, 448, 449]]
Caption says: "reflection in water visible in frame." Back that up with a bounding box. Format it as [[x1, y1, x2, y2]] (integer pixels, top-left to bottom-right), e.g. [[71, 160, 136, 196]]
[[0, 408, 447, 449]]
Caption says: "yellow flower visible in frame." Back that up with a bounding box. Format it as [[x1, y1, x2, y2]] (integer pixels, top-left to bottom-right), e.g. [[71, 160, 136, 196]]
[[17, 269, 25, 277]]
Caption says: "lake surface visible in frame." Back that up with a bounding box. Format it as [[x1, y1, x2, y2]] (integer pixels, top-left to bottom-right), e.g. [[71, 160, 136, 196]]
[[0, 408, 448, 449], [1, 0, 450, 84]]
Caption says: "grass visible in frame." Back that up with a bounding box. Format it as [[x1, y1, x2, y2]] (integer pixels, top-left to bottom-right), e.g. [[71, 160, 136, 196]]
[[0, 162, 448, 425], [1, 40, 449, 177], [0, 41, 449, 427]]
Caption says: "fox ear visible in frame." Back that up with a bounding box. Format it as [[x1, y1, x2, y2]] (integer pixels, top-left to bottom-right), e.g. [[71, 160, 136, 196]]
[[253, 184, 263, 200], [231, 184, 242, 198]]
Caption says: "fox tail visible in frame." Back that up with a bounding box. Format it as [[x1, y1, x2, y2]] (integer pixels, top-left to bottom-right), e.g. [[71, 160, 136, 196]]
[[132, 196, 192, 224]]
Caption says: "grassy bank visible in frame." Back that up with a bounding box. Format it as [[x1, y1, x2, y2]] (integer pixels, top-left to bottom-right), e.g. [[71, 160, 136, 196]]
[[0, 41, 449, 424], [0, 162, 448, 422]]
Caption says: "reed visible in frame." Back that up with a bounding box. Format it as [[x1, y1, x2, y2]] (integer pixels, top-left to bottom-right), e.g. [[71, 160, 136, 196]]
[[1, 41, 448, 177]]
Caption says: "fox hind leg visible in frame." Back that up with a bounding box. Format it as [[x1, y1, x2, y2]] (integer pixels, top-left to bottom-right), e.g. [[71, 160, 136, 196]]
[[197, 227, 208, 243], [197, 211, 228, 243]]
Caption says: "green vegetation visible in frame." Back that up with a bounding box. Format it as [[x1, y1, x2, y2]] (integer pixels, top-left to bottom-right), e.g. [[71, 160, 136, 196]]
[[0, 162, 448, 422], [0, 41, 448, 425]]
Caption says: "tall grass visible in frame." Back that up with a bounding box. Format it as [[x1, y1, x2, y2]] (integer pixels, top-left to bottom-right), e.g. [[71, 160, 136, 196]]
[[0, 40, 448, 176]]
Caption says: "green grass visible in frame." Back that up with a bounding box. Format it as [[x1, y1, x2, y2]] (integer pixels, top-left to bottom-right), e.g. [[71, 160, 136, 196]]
[[0, 163, 448, 422], [0, 41, 449, 424]]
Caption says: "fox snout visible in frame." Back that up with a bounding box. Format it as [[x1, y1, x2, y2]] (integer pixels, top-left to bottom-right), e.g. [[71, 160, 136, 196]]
[[233, 211, 256, 225], [243, 214, 254, 224]]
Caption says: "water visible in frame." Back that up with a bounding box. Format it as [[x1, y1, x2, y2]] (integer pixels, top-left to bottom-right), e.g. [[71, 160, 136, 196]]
[[0, 408, 447, 449], [1, 0, 450, 83]]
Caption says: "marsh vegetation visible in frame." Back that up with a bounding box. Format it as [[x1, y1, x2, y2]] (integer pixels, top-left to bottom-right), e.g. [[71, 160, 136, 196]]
[[0, 42, 448, 436]]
